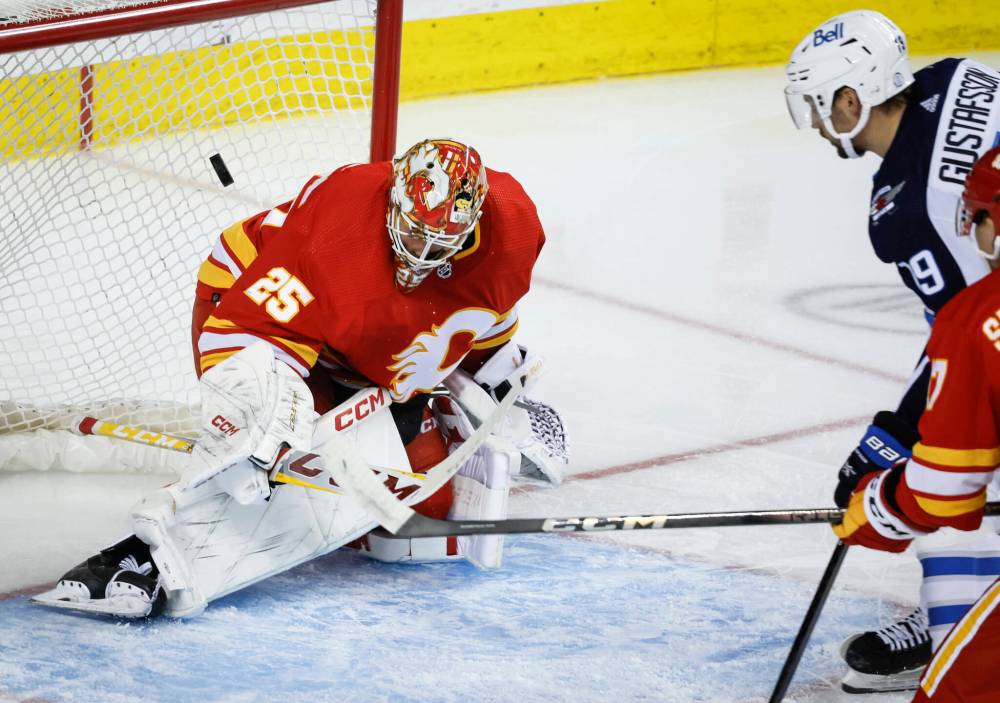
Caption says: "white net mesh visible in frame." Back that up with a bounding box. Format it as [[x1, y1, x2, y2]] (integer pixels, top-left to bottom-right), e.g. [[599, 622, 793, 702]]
[[0, 0, 167, 25], [0, 0, 380, 441]]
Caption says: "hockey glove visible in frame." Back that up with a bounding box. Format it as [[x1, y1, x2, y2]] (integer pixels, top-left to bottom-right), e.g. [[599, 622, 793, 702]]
[[185, 341, 317, 504], [446, 341, 568, 485], [473, 342, 568, 485], [835, 411, 919, 508], [832, 467, 925, 552]]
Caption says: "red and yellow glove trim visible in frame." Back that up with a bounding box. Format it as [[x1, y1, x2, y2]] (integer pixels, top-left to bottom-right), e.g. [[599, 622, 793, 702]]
[[832, 469, 923, 553]]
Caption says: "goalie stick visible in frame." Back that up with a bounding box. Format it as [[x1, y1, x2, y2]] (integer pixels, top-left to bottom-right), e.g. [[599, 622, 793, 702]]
[[323, 368, 532, 519], [74, 413, 425, 494], [73, 369, 530, 504]]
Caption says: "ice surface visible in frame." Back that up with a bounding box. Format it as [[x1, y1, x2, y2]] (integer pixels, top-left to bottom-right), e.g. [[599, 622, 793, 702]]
[[1, 538, 896, 703], [5, 53, 1000, 701]]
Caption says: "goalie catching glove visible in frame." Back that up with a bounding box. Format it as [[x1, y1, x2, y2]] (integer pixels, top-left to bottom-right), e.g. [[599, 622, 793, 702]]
[[184, 341, 318, 503], [444, 340, 568, 485]]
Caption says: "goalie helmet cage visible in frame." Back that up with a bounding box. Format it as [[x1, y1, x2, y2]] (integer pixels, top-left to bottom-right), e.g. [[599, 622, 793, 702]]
[[0, 0, 402, 445]]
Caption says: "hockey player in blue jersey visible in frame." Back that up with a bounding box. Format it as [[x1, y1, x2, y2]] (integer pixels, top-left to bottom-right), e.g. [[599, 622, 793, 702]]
[[785, 9, 1000, 694]]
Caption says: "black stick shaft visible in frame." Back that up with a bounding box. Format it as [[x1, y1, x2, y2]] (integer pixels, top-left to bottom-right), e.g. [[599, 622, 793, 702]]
[[389, 502, 1000, 538], [392, 508, 849, 538], [768, 542, 849, 702]]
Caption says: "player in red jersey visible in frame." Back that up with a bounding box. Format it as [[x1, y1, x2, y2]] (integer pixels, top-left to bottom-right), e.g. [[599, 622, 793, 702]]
[[834, 146, 1000, 701], [34, 139, 568, 619]]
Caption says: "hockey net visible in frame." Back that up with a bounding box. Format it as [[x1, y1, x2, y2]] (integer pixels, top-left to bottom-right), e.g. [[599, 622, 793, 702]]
[[0, 0, 401, 472]]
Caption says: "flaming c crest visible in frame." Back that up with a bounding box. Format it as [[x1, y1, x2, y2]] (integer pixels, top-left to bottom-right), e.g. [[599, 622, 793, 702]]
[[387, 308, 501, 401]]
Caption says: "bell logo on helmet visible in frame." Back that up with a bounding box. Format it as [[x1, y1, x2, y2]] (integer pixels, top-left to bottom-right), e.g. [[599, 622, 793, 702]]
[[812, 22, 843, 47], [785, 11, 914, 159]]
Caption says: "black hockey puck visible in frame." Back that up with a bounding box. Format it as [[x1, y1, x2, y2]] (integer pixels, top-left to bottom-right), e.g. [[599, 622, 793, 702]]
[[210, 153, 234, 187]]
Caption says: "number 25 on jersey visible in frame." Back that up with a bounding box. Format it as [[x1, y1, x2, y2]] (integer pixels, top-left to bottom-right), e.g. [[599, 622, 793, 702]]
[[245, 267, 314, 323]]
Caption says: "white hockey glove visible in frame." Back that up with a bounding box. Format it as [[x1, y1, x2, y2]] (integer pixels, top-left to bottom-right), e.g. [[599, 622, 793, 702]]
[[444, 340, 568, 486], [183, 341, 317, 504]]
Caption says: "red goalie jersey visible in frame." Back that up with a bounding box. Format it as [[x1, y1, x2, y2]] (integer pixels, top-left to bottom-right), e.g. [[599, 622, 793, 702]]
[[193, 161, 545, 405]]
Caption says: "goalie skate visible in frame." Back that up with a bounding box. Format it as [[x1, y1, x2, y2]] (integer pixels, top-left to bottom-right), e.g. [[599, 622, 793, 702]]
[[31, 536, 165, 619], [840, 607, 930, 694]]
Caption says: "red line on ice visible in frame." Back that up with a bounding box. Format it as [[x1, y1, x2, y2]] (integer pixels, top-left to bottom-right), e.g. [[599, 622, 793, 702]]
[[521, 414, 869, 488], [535, 276, 909, 384]]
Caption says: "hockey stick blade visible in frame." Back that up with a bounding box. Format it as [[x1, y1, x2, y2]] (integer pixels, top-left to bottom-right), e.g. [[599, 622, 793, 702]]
[[327, 369, 532, 533], [379, 501, 1000, 539]]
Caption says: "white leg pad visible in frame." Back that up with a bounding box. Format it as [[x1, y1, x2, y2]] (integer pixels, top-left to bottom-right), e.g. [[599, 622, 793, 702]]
[[450, 440, 517, 570], [360, 533, 457, 563], [136, 479, 378, 617], [127, 398, 409, 617], [130, 483, 207, 617]]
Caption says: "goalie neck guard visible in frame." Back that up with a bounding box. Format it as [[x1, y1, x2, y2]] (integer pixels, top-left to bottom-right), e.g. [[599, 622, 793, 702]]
[[784, 10, 913, 159], [387, 139, 489, 292]]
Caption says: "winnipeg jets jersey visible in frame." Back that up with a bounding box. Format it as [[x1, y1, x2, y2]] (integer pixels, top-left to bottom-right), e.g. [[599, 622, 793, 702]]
[[869, 58, 1000, 424], [869, 58, 998, 311]]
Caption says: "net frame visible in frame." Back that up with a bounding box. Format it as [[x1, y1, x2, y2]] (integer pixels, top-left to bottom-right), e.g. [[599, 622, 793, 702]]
[[0, 0, 401, 161], [0, 0, 402, 441]]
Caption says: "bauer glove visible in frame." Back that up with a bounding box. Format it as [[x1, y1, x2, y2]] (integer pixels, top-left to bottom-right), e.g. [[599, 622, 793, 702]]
[[835, 410, 919, 508]]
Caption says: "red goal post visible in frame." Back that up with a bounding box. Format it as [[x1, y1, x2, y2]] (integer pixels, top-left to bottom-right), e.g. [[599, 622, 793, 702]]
[[0, 0, 403, 469]]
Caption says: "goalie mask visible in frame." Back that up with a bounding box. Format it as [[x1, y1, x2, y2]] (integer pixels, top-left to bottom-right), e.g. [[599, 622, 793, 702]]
[[387, 139, 489, 292], [785, 10, 913, 159], [958, 146, 1000, 261]]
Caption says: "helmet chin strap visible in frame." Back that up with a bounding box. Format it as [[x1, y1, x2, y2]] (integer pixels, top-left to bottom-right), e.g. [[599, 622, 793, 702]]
[[978, 233, 1000, 262], [822, 103, 871, 159]]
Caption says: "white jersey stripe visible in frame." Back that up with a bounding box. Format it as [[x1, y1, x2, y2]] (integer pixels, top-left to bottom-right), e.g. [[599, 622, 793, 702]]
[[210, 238, 243, 279], [905, 460, 995, 496], [199, 331, 310, 377]]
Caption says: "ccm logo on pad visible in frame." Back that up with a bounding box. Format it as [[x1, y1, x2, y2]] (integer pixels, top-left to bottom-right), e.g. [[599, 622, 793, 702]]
[[212, 415, 240, 436], [334, 388, 389, 431]]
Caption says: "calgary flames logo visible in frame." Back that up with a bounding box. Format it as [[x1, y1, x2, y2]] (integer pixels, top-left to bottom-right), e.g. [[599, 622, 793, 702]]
[[387, 308, 501, 401]]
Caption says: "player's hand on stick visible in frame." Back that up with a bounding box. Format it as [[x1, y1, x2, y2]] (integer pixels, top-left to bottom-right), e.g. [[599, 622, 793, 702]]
[[835, 410, 919, 508], [832, 468, 924, 552], [186, 341, 317, 504]]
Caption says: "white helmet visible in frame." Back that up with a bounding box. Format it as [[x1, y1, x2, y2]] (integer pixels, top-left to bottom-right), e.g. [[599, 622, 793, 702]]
[[785, 10, 913, 158]]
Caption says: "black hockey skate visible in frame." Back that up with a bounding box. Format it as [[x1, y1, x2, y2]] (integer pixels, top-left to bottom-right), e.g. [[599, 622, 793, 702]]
[[840, 607, 931, 694], [32, 534, 165, 618]]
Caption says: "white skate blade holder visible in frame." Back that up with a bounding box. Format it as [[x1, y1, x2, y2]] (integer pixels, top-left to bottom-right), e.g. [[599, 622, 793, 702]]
[[839, 634, 924, 694], [31, 584, 154, 618]]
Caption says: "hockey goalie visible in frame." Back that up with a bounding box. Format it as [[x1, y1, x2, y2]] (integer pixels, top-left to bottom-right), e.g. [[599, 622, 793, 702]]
[[33, 139, 569, 618]]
